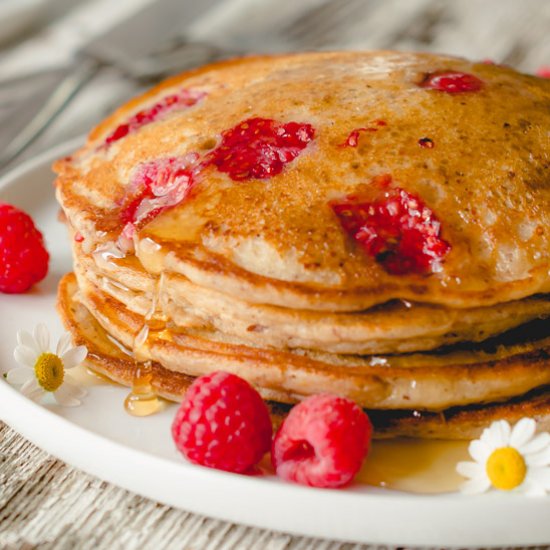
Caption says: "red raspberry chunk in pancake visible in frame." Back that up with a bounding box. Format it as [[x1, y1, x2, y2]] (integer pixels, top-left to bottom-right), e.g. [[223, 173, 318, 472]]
[[120, 154, 198, 231], [420, 71, 483, 93], [207, 117, 315, 180], [105, 89, 206, 145], [339, 121, 387, 148], [331, 185, 450, 275]]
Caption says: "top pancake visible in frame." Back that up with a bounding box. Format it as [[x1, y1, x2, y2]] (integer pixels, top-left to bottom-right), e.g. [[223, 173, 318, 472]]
[[54, 51, 550, 311]]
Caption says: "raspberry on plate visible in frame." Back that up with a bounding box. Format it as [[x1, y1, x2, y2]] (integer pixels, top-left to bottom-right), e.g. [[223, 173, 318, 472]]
[[272, 394, 372, 488], [0, 203, 49, 294], [171, 371, 272, 473]]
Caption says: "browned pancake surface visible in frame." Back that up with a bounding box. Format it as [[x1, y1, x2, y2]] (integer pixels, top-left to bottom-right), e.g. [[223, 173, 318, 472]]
[[55, 52, 550, 310]]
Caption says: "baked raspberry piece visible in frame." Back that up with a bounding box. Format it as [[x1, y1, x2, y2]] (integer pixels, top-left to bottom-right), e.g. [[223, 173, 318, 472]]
[[172, 371, 272, 473], [340, 127, 369, 148], [104, 89, 206, 145], [272, 394, 372, 488], [340, 121, 387, 148], [118, 155, 198, 252], [207, 117, 315, 180], [0, 203, 49, 293], [120, 154, 198, 228], [420, 71, 483, 93], [331, 184, 450, 275]]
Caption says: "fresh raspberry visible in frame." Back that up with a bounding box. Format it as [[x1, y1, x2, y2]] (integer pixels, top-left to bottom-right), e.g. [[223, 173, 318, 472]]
[[172, 371, 272, 473], [420, 71, 483, 93], [272, 394, 372, 488], [104, 89, 206, 145], [0, 203, 49, 293], [536, 66, 550, 79], [206, 117, 315, 181], [331, 183, 450, 275]]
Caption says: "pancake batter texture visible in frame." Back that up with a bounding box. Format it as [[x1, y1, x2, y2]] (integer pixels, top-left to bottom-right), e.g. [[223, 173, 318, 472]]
[[54, 51, 550, 438]]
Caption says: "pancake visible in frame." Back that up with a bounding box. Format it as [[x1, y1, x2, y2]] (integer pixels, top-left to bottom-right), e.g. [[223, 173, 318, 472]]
[[55, 51, 550, 312], [54, 51, 550, 441], [58, 273, 550, 439], [74, 249, 550, 355], [70, 271, 550, 412]]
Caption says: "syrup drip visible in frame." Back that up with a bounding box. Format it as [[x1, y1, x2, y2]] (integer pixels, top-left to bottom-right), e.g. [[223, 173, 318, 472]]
[[124, 272, 167, 417], [92, 244, 126, 271], [124, 361, 164, 416]]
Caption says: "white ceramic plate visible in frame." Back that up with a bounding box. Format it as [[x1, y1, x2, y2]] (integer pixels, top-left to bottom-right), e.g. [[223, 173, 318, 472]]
[[1, 140, 550, 547]]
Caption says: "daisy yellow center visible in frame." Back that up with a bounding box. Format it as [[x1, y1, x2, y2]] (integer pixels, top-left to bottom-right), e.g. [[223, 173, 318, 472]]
[[34, 353, 64, 392], [486, 447, 527, 491]]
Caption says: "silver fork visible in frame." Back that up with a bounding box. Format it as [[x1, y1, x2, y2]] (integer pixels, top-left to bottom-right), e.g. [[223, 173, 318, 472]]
[[0, 0, 221, 170]]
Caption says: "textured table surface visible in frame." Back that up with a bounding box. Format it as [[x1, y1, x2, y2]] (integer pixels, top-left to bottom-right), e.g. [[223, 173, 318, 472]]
[[1, 0, 550, 548]]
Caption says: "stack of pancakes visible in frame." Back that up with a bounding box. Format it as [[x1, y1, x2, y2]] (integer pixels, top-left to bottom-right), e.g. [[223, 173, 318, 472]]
[[55, 51, 550, 438]]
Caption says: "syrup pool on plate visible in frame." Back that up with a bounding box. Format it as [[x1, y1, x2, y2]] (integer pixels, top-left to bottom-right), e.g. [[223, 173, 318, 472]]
[[258, 438, 469, 493], [68, 365, 118, 387], [357, 438, 469, 494]]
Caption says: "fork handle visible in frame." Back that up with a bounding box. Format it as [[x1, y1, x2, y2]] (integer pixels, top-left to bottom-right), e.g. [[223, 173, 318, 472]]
[[0, 59, 99, 169]]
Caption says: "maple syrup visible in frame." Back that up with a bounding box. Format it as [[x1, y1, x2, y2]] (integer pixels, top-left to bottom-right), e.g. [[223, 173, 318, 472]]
[[357, 438, 469, 493], [123, 271, 169, 417], [92, 244, 125, 271], [258, 437, 468, 493], [68, 364, 117, 387], [124, 361, 164, 416]]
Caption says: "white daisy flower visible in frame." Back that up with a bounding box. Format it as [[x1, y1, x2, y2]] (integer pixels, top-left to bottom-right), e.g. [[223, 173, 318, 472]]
[[457, 418, 550, 496], [5, 324, 88, 407]]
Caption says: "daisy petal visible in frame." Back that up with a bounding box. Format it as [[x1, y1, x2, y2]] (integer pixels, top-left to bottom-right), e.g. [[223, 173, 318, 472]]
[[479, 427, 492, 446], [469, 440, 492, 464], [460, 476, 491, 495], [14, 345, 39, 368], [34, 324, 50, 353], [17, 330, 40, 355], [63, 381, 86, 400], [5, 366, 33, 385], [525, 447, 550, 468], [520, 433, 550, 455], [53, 384, 83, 407], [493, 420, 512, 447], [20, 379, 43, 402], [56, 332, 73, 357], [61, 346, 88, 370], [528, 467, 550, 489], [521, 480, 547, 497], [456, 462, 483, 479], [457, 461, 482, 479], [480, 423, 507, 448], [510, 418, 536, 448]]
